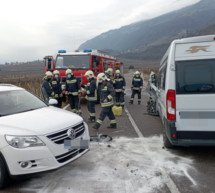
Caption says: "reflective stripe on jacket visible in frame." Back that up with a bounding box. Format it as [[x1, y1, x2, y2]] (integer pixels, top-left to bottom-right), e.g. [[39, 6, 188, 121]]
[[85, 78, 97, 101], [113, 75, 126, 92], [66, 77, 80, 95], [131, 76, 143, 90], [100, 81, 115, 107]]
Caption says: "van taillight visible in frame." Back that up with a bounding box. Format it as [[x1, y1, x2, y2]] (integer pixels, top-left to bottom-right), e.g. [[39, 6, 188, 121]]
[[166, 90, 176, 120]]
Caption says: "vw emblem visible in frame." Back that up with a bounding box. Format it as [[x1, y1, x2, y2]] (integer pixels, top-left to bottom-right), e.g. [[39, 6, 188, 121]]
[[67, 128, 76, 139]]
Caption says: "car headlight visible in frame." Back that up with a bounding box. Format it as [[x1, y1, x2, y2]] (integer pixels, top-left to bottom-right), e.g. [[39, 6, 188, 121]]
[[5, 135, 45, 148]]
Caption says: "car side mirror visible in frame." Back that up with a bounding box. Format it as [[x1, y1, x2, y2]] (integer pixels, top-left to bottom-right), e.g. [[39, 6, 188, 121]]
[[49, 99, 58, 106]]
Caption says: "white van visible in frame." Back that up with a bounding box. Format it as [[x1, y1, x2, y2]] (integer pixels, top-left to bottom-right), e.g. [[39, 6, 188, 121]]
[[157, 35, 215, 147]]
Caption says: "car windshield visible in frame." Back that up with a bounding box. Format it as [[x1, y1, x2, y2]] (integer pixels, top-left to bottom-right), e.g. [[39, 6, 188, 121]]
[[55, 55, 90, 69], [176, 59, 215, 94], [0, 90, 47, 117]]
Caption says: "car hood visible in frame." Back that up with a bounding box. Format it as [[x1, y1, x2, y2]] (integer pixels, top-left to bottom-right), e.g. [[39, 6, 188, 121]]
[[0, 107, 83, 135]]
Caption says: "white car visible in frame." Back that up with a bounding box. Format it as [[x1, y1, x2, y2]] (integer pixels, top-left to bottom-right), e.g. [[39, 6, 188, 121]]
[[157, 34, 215, 148], [0, 84, 90, 188]]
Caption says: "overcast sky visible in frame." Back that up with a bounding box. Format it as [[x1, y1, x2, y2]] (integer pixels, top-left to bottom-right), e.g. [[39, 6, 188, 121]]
[[0, 0, 200, 64]]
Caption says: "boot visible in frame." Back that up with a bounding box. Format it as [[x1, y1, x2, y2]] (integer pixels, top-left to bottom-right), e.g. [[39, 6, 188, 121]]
[[107, 125, 117, 129]]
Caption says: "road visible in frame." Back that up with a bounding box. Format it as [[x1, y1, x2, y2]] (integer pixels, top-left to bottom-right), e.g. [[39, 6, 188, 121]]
[[3, 73, 215, 193]]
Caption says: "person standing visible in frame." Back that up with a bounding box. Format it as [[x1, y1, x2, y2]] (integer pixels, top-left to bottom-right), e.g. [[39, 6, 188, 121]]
[[105, 68, 114, 81], [113, 70, 126, 108], [85, 70, 97, 122], [65, 69, 81, 114], [51, 70, 63, 108], [93, 73, 116, 130], [41, 71, 55, 104], [129, 71, 143, 104]]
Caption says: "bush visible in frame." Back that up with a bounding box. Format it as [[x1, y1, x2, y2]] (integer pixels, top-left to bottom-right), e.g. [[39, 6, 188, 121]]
[[129, 65, 135, 70]]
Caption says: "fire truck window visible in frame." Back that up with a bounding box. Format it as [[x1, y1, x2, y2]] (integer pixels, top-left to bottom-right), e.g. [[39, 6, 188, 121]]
[[48, 59, 52, 69], [103, 60, 107, 71]]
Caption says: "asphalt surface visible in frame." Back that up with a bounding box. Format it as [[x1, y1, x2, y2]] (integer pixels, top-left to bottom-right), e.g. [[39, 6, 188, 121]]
[[3, 72, 215, 193]]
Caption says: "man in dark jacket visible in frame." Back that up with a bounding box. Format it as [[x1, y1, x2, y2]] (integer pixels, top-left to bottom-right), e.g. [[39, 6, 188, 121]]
[[51, 70, 63, 108], [84, 70, 97, 122], [129, 71, 143, 104], [113, 70, 126, 108], [65, 69, 81, 114], [41, 71, 55, 104], [93, 72, 116, 130]]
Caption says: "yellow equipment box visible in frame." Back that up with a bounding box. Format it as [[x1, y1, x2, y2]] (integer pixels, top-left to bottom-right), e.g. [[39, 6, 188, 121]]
[[112, 106, 122, 116]]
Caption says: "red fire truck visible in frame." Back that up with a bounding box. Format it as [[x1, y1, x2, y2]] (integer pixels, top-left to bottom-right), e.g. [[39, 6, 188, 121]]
[[43, 49, 123, 97]]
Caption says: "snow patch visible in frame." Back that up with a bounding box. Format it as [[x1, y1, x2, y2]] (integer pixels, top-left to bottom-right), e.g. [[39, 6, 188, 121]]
[[13, 136, 196, 193]]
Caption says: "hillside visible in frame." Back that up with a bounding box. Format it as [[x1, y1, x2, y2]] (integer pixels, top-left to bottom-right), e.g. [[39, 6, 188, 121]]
[[79, 0, 215, 61]]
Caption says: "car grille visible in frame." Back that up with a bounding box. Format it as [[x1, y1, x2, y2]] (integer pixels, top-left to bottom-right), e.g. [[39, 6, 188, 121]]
[[55, 149, 86, 163], [46, 122, 85, 144]]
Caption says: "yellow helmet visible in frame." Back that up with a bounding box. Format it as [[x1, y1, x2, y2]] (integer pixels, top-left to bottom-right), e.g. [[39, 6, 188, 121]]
[[97, 72, 107, 81], [106, 68, 113, 75], [85, 70, 94, 78], [45, 71, 53, 76], [134, 71, 141, 75], [66, 69, 73, 75], [53, 70, 60, 75], [115, 69, 120, 74]]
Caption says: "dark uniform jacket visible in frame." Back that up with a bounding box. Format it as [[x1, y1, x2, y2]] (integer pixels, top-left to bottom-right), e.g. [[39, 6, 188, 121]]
[[42, 77, 54, 97], [65, 76, 80, 96], [131, 76, 143, 90], [51, 78, 62, 98], [85, 78, 97, 101], [113, 75, 126, 92], [100, 81, 115, 108]]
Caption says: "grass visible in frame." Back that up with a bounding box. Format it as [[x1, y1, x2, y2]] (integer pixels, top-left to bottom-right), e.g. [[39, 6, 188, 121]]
[[0, 73, 44, 98]]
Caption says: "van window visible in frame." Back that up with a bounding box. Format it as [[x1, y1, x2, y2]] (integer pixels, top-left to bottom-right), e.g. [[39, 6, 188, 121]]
[[158, 63, 167, 90], [176, 59, 215, 94]]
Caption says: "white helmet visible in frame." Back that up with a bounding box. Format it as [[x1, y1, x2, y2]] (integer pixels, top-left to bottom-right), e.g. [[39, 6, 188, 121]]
[[85, 70, 94, 78], [134, 71, 141, 75], [97, 72, 107, 81], [105, 68, 113, 75], [45, 71, 53, 76], [115, 69, 120, 74], [66, 69, 73, 75], [53, 70, 60, 75]]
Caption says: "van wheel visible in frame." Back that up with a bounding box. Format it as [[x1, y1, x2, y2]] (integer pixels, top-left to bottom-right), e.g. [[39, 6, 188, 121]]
[[0, 156, 9, 189], [163, 133, 174, 148]]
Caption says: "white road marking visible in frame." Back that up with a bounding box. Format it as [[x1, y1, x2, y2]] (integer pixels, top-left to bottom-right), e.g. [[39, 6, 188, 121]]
[[124, 105, 181, 193], [124, 106, 144, 138]]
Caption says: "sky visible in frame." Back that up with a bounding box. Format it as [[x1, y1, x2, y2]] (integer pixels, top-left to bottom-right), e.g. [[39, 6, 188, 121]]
[[0, 0, 200, 64]]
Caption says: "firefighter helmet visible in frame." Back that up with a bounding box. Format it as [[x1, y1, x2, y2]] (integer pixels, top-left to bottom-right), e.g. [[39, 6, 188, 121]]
[[45, 71, 53, 76], [134, 71, 141, 75], [115, 69, 120, 74], [53, 70, 60, 75], [106, 68, 113, 75], [97, 72, 107, 81], [66, 69, 73, 75], [85, 70, 94, 78]]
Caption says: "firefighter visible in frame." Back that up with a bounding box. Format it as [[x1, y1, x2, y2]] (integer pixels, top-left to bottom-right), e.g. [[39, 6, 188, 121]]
[[41, 71, 55, 103], [51, 70, 63, 108], [113, 69, 126, 108], [93, 72, 116, 130], [65, 69, 81, 114], [129, 71, 143, 104], [85, 70, 97, 122], [105, 68, 114, 80]]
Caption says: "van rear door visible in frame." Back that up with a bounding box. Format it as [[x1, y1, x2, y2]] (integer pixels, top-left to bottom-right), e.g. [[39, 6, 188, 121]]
[[175, 41, 215, 140], [175, 58, 215, 140]]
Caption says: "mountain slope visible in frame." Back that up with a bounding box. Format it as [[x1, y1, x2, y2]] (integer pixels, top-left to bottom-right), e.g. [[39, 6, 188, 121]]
[[79, 0, 215, 60]]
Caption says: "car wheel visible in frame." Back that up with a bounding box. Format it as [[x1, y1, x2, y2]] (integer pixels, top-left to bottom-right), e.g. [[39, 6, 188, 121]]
[[0, 156, 9, 189], [163, 132, 174, 148]]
